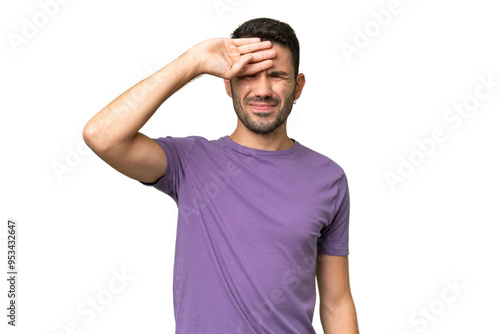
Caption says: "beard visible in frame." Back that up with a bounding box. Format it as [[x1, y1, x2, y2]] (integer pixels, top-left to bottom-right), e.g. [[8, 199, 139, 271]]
[[231, 85, 295, 135]]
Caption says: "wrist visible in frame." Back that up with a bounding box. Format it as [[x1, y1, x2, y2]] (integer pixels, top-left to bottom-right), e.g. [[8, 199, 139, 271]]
[[181, 44, 206, 77]]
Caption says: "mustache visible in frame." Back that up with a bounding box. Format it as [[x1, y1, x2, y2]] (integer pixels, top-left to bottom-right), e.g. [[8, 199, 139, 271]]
[[245, 96, 280, 105]]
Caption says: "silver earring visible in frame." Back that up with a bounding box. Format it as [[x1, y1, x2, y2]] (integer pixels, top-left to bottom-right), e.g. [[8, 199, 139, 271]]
[[293, 100, 297, 104]]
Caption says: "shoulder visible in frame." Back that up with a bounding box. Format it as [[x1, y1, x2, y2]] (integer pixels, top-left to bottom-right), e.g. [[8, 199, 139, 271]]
[[153, 135, 228, 158], [153, 135, 211, 150], [297, 141, 346, 178], [154, 134, 207, 144]]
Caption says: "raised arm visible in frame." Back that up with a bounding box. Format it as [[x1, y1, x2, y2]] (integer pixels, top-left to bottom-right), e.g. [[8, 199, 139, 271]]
[[82, 38, 276, 183]]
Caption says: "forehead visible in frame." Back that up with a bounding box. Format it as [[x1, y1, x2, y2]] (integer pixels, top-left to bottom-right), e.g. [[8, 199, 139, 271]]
[[268, 43, 293, 72]]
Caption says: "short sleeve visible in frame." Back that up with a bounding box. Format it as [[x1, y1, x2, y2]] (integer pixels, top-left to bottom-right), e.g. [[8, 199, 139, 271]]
[[139, 136, 197, 202], [317, 173, 350, 256]]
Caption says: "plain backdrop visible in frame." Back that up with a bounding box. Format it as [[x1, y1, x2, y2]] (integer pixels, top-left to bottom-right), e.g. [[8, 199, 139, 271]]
[[1, 0, 499, 333]]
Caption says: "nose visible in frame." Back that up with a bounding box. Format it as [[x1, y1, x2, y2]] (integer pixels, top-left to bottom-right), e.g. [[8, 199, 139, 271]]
[[251, 73, 273, 98]]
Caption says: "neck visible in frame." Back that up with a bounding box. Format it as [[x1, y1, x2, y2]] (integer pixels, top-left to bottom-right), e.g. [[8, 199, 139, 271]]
[[229, 123, 294, 151]]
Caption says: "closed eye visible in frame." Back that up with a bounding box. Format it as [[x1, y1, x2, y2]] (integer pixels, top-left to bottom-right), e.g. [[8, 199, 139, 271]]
[[269, 71, 289, 79], [238, 72, 289, 79]]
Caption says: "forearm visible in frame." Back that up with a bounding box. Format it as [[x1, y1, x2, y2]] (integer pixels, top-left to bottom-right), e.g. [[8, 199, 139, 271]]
[[320, 298, 359, 334], [83, 49, 200, 152]]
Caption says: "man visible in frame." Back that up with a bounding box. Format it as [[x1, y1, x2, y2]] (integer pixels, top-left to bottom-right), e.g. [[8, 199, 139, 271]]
[[83, 17, 359, 334]]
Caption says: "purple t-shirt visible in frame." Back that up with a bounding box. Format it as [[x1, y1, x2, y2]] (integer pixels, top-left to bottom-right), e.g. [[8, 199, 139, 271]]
[[141, 135, 350, 334]]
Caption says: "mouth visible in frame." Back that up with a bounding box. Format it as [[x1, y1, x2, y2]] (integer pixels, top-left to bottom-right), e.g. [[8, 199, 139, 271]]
[[248, 103, 277, 114]]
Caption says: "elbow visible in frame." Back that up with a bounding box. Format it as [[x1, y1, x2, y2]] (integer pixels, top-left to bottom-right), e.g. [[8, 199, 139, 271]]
[[82, 121, 108, 154], [82, 120, 129, 158]]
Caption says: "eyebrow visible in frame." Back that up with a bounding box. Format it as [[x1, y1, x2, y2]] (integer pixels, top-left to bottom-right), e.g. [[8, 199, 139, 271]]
[[268, 71, 289, 77]]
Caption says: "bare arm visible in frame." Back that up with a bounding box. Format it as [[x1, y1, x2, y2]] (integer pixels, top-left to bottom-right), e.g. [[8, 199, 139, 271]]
[[316, 254, 359, 334], [82, 38, 276, 183]]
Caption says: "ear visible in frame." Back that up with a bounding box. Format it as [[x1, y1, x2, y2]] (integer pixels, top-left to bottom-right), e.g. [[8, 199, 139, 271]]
[[294, 73, 306, 100], [224, 79, 232, 98]]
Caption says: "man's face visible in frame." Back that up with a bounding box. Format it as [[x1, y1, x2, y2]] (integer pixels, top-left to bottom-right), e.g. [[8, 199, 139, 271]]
[[225, 44, 305, 135]]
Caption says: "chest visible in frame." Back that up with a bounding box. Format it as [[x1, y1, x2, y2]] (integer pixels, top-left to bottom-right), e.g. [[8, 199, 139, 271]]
[[181, 155, 337, 250]]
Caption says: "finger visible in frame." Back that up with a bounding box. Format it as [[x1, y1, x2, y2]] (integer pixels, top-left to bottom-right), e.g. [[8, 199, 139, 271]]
[[244, 49, 276, 63], [228, 53, 255, 77], [237, 41, 273, 54], [232, 37, 262, 46], [238, 60, 274, 76]]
